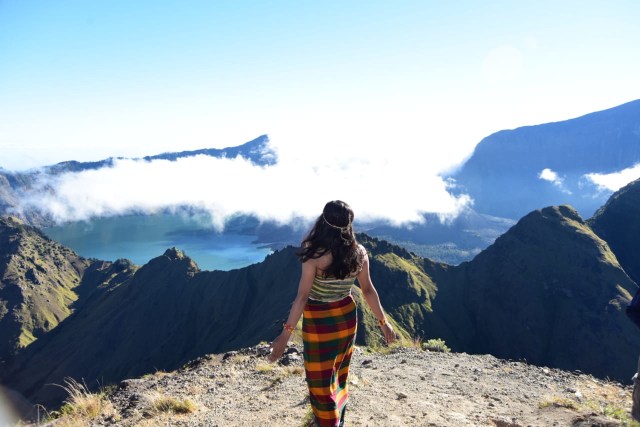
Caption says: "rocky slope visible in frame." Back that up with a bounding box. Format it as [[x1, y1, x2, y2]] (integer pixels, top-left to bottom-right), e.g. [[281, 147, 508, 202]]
[[589, 177, 640, 284], [23, 345, 635, 427]]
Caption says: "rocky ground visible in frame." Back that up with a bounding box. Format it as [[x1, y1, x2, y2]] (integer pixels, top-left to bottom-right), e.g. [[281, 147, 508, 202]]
[[33, 345, 635, 427]]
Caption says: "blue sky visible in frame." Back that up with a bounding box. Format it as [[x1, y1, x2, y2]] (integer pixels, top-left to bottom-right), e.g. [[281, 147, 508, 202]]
[[1, 0, 639, 172]]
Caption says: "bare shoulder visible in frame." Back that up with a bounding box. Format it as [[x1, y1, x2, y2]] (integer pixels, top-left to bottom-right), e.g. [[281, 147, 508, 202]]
[[357, 244, 369, 258]]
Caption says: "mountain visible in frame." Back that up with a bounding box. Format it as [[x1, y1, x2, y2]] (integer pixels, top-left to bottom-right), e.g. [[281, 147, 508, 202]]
[[453, 99, 640, 219], [0, 234, 446, 407], [589, 177, 640, 284], [0, 217, 136, 362], [0, 246, 299, 406], [41, 134, 275, 175], [0, 135, 275, 225], [429, 205, 639, 382], [3, 201, 639, 409]]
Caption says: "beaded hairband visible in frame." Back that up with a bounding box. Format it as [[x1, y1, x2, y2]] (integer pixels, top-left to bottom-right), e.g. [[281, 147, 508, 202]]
[[322, 213, 351, 232]]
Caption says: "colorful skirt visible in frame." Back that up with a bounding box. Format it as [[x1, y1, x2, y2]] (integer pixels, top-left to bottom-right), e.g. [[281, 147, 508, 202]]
[[302, 295, 358, 427]]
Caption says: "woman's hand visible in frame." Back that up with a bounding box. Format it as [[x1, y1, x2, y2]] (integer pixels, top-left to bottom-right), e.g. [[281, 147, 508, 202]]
[[268, 332, 290, 363], [381, 323, 396, 345]]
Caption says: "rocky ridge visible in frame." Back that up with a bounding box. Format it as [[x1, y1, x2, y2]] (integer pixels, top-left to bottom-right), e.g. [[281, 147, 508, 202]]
[[35, 345, 634, 427]]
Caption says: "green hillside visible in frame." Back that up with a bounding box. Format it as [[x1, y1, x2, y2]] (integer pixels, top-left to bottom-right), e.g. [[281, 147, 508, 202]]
[[3, 205, 639, 409], [2, 236, 447, 407], [0, 216, 92, 359], [589, 178, 640, 284], [0, 217, 138, 361], [440, 205, 638, 381]]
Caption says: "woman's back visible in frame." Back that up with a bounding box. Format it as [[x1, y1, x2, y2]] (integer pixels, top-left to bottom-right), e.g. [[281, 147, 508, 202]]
[[307, 247, 364, 302]]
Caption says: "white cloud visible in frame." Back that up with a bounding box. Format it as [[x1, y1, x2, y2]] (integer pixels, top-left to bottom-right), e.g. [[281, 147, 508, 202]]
[[18, 137, 472, 229], [539, 168, 559, 183], [584, 163, 640, 192], [538, 168, 572, 194]]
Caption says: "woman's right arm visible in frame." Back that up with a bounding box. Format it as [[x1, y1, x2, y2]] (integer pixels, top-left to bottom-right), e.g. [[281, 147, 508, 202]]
[[268, 259, 316, 362]]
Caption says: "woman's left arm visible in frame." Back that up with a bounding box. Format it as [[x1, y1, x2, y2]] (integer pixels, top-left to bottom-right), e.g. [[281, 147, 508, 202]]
[[356, 248, 396, 344], [268, 259, 316, 362]]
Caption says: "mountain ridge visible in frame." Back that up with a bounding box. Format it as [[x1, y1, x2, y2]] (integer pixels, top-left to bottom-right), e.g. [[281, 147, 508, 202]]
[[0, 135, 275, 226], [2, 196, 638, 410]]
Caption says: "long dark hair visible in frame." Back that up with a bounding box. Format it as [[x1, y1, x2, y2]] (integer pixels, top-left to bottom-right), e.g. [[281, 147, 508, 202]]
[[297, 200, 364, 279]]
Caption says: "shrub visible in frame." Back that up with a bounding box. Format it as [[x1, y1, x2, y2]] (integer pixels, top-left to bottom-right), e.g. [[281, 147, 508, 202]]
[[422, 338, 451, 353], [50, 378, 118, 424]]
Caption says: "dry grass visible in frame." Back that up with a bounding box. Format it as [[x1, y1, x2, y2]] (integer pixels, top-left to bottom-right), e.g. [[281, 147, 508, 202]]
[[145, 391, 197, 415], [50, 378, 119, 425], [539, 381, 637, 426], [538, 396, 579, 410], [256, 362, 306, 390], [141, 369, 171, 380], [228, 354, 252, 364]]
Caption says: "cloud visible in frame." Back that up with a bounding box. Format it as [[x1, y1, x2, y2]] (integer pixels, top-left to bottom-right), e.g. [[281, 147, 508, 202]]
[[583, 163, 640, 192], [538, 168, 572, 194], [18, 137, 472, 229]]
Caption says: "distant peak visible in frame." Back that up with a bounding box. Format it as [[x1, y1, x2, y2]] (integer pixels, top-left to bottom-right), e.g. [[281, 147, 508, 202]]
[[538, 205, 583, 222], [163, 247, 186, 260]]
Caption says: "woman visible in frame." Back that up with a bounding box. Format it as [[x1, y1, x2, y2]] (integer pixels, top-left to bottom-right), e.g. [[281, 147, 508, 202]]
[[269, 200, 396, 427]]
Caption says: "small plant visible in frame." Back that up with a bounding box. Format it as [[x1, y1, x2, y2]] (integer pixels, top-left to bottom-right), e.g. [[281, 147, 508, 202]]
[[150, 394, 197, 414], [422, 338, 451, 353], [538, 396, 578, 410], [256, 361, 276, 373], [259, 364, 306, 390], [50, 378, 117, 424], [583, 400, 637, 424], [228, 354, 252, 364], [539, 395, 638, 425]]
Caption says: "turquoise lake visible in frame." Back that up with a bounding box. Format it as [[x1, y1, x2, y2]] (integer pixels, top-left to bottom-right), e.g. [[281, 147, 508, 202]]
[[43, 214, 274, 271]]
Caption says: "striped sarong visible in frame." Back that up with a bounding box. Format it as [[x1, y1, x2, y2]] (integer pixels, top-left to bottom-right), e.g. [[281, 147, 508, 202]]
[[302, 295, 358, 427]]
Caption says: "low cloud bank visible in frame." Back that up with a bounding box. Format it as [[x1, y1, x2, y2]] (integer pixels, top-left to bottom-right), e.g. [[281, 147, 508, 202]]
[[584, 164, 640, 192], [18, 138, 471, 229]]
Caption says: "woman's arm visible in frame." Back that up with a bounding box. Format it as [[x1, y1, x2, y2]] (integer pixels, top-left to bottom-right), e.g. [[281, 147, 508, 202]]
[[268, 259, 316, 362], [356, 247, 396, 344]]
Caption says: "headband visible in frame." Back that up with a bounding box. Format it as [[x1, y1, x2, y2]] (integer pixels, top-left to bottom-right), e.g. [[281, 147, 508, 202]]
[[322, 213, 351, 232]]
